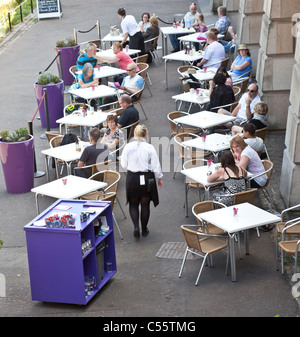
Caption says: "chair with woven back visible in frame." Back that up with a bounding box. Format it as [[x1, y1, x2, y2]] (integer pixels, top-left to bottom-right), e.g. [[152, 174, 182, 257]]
[[98, 192, 123, 240], [88, 39, 101, 49], [69, 65, 77, 84], [220, 57, 229, 70], [88, 169, 126, 219], [275, 204, 300, 270], [136, 62, 152, 96], [232, 85, 241, 100], [130, 86, 147, 120], [144, 36, 161, 66], [179, 224, 228, 285], [173, 132, 202, 179], [73, 160, 111, 178], [120, 119, 139, 141]]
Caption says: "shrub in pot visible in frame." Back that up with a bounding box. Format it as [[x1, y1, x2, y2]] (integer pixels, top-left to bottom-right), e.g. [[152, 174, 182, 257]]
[[55, 37, 80, 86], [0, 128, 34, 193], [34, 71, 64, 129]]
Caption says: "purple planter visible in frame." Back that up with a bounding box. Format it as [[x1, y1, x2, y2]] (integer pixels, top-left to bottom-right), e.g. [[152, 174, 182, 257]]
[[55, 45, 80, 86], [0, 135, 34, 194], [34, 80, 64, 129]]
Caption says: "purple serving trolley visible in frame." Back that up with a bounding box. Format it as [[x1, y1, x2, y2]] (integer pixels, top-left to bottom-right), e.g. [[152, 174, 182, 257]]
[[24, 199, 116, 305]]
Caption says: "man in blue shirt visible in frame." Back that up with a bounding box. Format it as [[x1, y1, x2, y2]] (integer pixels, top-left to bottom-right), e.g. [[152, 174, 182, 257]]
[[120, 63, 144, 95], [215, 6, 231, 37], [76, 43, 98, 72]]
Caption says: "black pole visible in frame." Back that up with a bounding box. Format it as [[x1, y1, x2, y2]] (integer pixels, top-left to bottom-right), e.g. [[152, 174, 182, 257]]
[[28, 121, 45, 178], [43, 88, 50, 132]]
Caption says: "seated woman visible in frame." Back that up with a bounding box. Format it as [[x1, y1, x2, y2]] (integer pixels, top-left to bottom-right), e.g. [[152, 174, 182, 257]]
[[230, 136, 267, 188], [230, 44, 252, 82], [231, 102, 269, 135], [78, 62, 98, 88], [97, 42, 139, 83], [207, 150, 247, 206], [139, 12, 150, 32], [143, 16, 159, 62], [216, 67, 233, 86], [100, 114, 124, 151], [207, 73, 235, 111], [77, 62, 99, 110]]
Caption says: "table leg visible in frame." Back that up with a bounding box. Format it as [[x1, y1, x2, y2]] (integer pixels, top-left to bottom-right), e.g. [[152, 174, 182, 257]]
[[229, 233, 237, 282], [35, 193, 40, 215], [244, 229, 250, 255], [44, 155, 50, 182], [165, 60, 168, 89], [185, 182, 188, 217]]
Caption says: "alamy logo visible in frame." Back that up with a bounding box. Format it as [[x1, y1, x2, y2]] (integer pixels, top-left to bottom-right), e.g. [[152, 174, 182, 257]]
[[0, 273, 5, 297], [292, 14, 300, 38]]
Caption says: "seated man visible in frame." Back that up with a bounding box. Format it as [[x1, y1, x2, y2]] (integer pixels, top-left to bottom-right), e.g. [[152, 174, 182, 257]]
[[169, 3, 200, 52], [76, 128, 108, 178], [120, 63, 144, 95], [215, 6, 231, 38], [218, 83, 261, 126], [76, 43, 98, 72], [197, 31, 225, 69], [117, 94, 139, 136]]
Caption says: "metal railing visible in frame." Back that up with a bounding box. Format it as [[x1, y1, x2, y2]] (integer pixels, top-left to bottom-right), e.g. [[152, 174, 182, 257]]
[[0, 0, 34, 33]]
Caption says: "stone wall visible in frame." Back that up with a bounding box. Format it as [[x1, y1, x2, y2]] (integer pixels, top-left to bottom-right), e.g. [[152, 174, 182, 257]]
[[256, 0, 298, 130], [280, 35, 300, 206]]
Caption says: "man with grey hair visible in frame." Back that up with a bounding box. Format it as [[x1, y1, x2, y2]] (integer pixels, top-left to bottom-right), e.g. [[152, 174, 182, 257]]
[[76, 43, 98, 72], [215, 6, 231, 37], [120, 63, 144, 95]]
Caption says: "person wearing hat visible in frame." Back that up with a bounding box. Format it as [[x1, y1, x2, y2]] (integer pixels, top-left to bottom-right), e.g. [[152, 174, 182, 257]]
[[230, 44, 252, 81]]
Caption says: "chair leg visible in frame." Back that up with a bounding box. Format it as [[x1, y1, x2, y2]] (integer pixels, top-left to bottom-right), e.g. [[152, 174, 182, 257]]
[[145, 81, 153, 97], [256, 227, 260, 238], [147, 73, 152, 86], [195, 254, 207, 286], [179, 248, 189, 278], [281, 248, 285, 274], [173, 156, 180, 179], [112, 211, 123, 240], [116, 196, 126, 219], [139, 102, 148, 120]]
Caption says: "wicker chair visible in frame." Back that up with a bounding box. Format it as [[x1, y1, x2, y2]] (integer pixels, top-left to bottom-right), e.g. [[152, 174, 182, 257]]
[[179, 224, 228, 285]]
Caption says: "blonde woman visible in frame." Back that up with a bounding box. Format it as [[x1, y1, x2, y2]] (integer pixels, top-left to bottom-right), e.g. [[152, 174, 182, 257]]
[[230, 136, 266, 188], [121, 125, 163, 238]]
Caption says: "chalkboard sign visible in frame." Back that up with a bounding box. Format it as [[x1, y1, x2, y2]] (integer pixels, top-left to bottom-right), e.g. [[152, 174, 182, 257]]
[[37, 0, 62, 20]]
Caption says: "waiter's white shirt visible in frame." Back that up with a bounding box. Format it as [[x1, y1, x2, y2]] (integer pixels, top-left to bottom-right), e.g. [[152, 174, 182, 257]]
[[121, 139, 163, 179], [121, 15, 140, 36]]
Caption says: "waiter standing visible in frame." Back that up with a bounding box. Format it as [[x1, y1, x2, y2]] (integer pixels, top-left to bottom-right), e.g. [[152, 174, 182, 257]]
[[117, 8, 145, 55]]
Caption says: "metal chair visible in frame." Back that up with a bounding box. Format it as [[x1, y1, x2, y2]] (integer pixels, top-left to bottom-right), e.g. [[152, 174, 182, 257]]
[[144, 36, 161, 66], [136, 62, 152, 96], [179, 224, 228, 285], [89, 170, 126, 219], [73, 160, 111, 178], [120, 120, 139, 141], [99, 192, 124, 240], [247, 160, 274, 207], [275, 204, 300, 270], [278, 221, 300, 275], [173, 132, 200, 179], [69, 65, 77, 84], [130, 86, 147, 120]]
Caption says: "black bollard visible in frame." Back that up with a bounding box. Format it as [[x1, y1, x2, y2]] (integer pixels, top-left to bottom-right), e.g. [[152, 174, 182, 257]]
[[28, 121, 45, 178]]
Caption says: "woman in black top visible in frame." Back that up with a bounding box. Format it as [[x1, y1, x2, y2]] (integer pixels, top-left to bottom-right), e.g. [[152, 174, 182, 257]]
[[207, 73, 235, 112]]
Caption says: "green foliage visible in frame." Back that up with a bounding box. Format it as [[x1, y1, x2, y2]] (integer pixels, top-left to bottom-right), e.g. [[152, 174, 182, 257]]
[[0, 239, 3, 249], [56, 37, 77, 47], [0, 127, 29, 142], [37, 71, 60, 85]]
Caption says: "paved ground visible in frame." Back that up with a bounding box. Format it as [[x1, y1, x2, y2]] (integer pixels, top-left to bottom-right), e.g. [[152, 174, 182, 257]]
[[0, 0, 299, 318]]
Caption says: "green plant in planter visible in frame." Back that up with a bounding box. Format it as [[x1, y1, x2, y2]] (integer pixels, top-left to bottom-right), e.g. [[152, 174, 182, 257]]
[[0, 127, 30, 142], [37, 71, 61, 85], [56, 37, 77, 47]]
